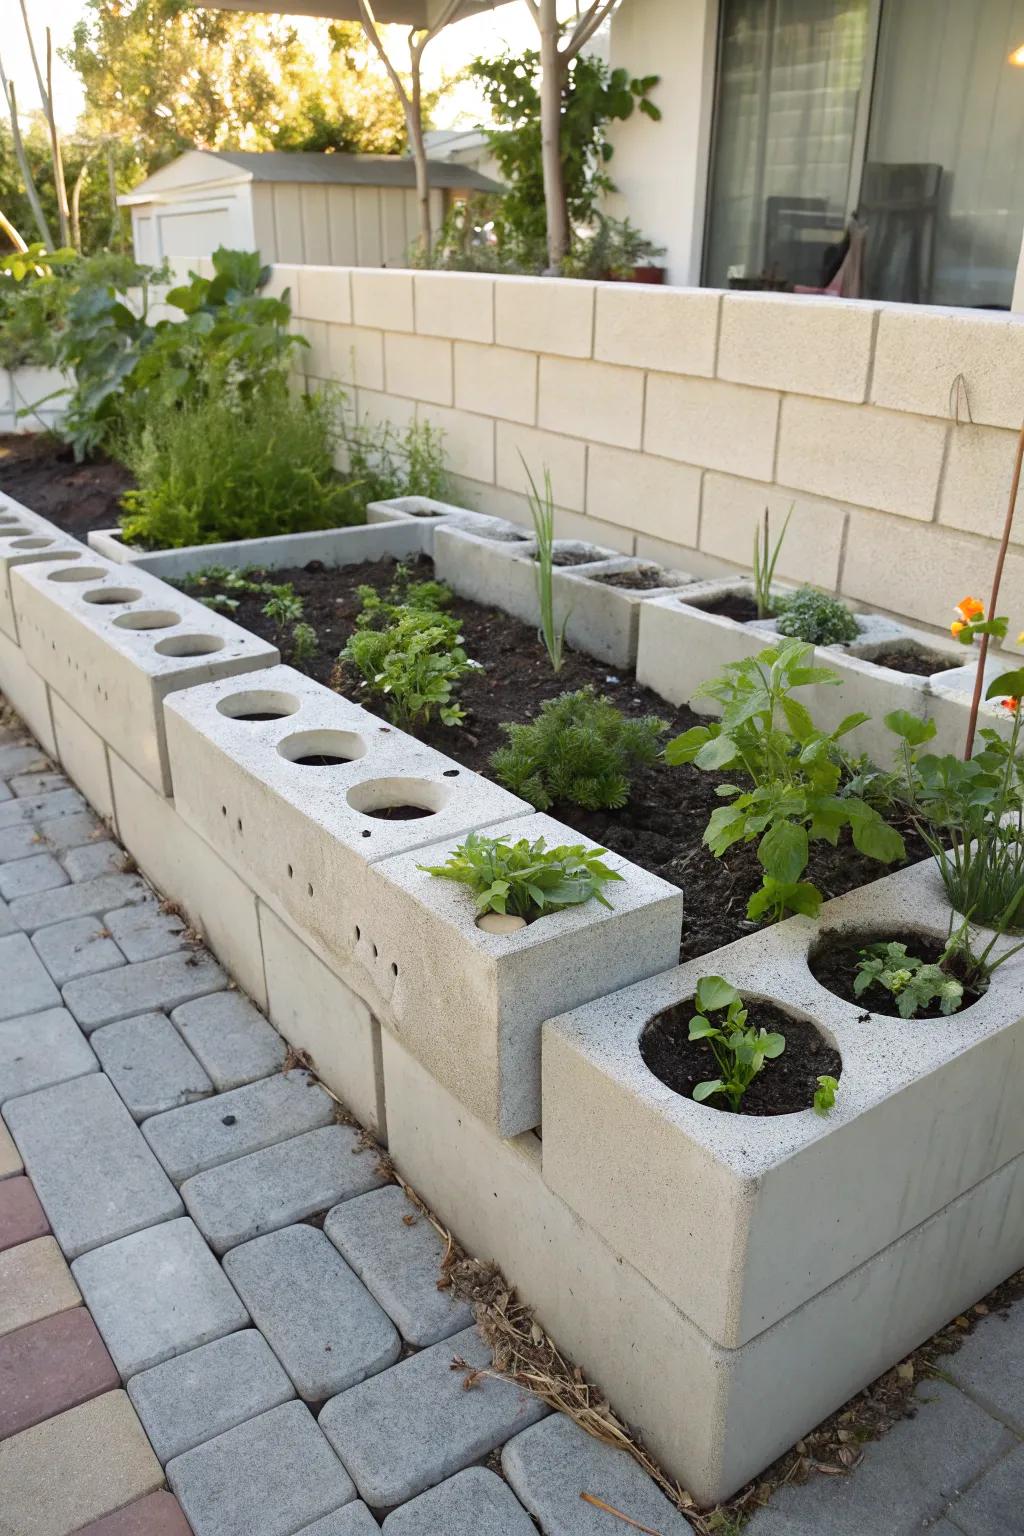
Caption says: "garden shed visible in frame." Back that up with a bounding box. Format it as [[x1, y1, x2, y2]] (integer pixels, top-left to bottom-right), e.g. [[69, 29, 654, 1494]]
[[119, 149, 503, 267]]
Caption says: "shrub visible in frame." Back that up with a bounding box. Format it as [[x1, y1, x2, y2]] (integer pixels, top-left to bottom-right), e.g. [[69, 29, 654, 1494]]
[[418, 830, 623, 918], [339, 606, 475, 730], [491, 687, 664, 811], [341, 413, 448, 505], [119, 387, 358, 549], [775, 587, 860, 647]]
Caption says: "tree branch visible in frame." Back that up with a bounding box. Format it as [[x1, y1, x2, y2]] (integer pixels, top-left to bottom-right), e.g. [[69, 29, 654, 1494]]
[[565, 0, 621, 59], [0, 58, 54, 247], [0, 208, 28, 253], [18, 0, 50, 117], [45, 28, 71, 246], [356, 0, 413, 114]]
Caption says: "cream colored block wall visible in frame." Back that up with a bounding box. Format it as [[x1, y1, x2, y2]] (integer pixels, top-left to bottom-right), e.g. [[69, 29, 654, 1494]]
[[286, 263, 1024, 639]]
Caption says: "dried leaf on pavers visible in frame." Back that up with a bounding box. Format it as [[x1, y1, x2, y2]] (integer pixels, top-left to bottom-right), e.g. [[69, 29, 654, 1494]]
[[581, 1492, 663, 1533]]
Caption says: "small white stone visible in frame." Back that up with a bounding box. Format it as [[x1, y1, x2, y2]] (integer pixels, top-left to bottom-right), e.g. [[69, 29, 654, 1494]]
[[476, 912, 528, 935]]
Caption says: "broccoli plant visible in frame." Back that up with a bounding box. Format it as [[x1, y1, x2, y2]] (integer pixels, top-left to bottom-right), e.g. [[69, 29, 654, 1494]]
[[339, 608, 476, 730], [418, 830, 622, 918], [854, 942, 964, 1018], [775, 588, 859, 647], [490, 688, 664, 811]]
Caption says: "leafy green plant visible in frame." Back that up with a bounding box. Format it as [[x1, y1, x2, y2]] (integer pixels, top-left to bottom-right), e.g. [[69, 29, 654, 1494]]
[[522, 457, 567, 674], [560, 214, 664, 280], [854, 942, 964, 1018], [491, 688, 664, 811], [752, 506, 792, 620], [418, 830, 622, 918], [354, 568, 452, 629], [666, 640, 905, 923], [119, 387, 358, 549], [290, 622, 318, 668], [341, 412, 448, 505], [814, 1075, 839, 1116], [776, 587, 860, 647], [339, 607, 476, 730], [686, 976, 786, 1111], [262, 585, 305, 633]]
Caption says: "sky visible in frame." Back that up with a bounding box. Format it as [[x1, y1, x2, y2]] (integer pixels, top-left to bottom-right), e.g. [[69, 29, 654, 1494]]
[[2, 1, 543, 132]]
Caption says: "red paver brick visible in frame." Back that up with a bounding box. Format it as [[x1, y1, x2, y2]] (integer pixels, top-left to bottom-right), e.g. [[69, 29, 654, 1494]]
[[73, 1491, 193, 1535], [0, 1306, 119, 1440], [0, 1175, 48, 1252]]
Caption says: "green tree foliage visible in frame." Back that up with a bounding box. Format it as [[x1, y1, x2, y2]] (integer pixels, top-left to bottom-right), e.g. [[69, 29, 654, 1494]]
[[469, 48, 659, 266], [0, 119, 139, 255]]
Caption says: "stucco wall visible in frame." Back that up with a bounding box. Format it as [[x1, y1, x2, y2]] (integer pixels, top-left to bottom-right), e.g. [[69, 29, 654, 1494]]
[[189, 259, 1024, 646]]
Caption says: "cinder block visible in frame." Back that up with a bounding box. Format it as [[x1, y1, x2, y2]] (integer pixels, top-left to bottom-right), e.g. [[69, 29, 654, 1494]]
[[383, 333, 453, 407], [351, 268, 414, 331], [326, 323, 385, 390], [0, 516, 88, 643], [414, 270, 493, 344], [0, 612, 56, 756], [296, 266, 352, 325], [871, 304, 1024, 430], [538, 356, 643, 450], [432, 522, 620, 629], [495, 422, 586, 513], [700, 473, 848, 591], [555, 558, 695, 668], [12, 552, 278, 796], [594, 283, 719, 376], [107, 752, 268, 1011], [50, 694, 115, 823], [777, 396, 947, 520], [644, 373, 779, 480], [454, 341, 537, 426], [89, 518, 426, 582], [937, 423, 1024, 543], [368, 811, 682, 1135], [585, 445, 702, 545], [718, 293, 876, 402], [495, 276, 593, 358]]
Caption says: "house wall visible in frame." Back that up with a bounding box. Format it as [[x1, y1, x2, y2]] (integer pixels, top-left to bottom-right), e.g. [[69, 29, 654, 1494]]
[[246, 261, 1024, 645]]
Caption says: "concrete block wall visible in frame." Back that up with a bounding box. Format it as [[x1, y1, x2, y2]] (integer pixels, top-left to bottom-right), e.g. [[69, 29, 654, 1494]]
[[230, 261, 1024, 645]]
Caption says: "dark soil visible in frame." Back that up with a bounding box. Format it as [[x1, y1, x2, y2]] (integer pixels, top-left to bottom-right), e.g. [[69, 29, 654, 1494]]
[[809, 928, 986, 1019], [684, 590, 760, 623], [0, 433, 133, 539], [592, 566, 672, 591], [537, 548, 606, 567], [176, 552, 932, 963], [864, 647, 953, 678], [639, 999, 841, 1115]]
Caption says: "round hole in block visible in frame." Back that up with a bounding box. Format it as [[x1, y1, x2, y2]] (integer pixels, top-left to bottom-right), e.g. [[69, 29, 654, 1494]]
[[391, 962, 399, 978], [346, 777, 448, 820], [153, 634, 226, 657], [82, 586, 143, 606], [442, 769, 459, 778], [48, 565, 107, 583], [217, 689, 301, 723], [8, 536, 53, 549], [0, 526, 31, 537], [287, 864, 294, 879], [276, 729, 366, 767], [113, 609, 181, 631], [371, 943, 378, 958], [307, 883, 314, 897]]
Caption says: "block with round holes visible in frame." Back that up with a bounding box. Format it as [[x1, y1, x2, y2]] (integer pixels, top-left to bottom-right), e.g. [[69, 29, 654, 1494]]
[[0, 498, 89, 644], [162, 665, 532, 992], [10, 552, 278, 795]]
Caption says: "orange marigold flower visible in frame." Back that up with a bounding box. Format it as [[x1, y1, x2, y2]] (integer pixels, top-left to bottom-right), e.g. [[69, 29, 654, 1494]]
[[951, 620, 967, 638], [955, 596, 985, 624], [1001, 697, 1020, 714]]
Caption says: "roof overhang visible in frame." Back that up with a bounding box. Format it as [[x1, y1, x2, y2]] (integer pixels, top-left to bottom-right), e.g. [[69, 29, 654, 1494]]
[[196, 1, 513, 23]]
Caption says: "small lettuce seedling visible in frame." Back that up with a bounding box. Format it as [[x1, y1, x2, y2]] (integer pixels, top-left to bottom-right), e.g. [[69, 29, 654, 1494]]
[[687, 976, 786, 1111], [418, 831, 623, 918], [854, 941, 964, 1018]]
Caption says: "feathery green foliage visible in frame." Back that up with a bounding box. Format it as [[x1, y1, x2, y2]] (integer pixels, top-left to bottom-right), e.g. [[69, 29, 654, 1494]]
[[491, 688, 664, 811], [776, 587, 860, 647]]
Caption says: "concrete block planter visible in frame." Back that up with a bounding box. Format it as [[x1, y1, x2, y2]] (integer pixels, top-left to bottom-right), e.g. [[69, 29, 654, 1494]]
[[0, 502, 89, 643], [365, 496, 529, 553], [369, 811, 683, 1137], [10, 552, 278, 795], [555, 557, 696, 669]]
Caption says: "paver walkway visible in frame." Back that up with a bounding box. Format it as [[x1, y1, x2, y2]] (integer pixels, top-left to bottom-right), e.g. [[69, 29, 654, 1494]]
[[0, 709, 1022, 1536]]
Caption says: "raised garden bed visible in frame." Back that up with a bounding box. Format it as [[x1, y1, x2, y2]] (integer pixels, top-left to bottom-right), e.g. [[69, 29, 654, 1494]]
[[0, 431, 133, 540]]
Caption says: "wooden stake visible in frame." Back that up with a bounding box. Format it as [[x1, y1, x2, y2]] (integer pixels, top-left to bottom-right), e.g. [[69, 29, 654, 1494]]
[[964, 413, 1024, 758]]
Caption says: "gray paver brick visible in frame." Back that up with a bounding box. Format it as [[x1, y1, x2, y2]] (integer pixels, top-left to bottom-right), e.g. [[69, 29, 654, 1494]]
[[0, 743, 49, 778], [0, 895, 13, 936], [167, 1400, 356, 1536], [0, 787, 86, 828], [143, 1069, 333, 1184], [946, 1310, 1024, 1434], [92, 1012, 213, 1121], [183, 1124, 386, 1254], [0, 1006, 98, 1104], [171, 993, 286, 1090], [32, 914, 126, 985], [0, 851, 68, 900], [743, 1381, 1016, 1536], [502, 1413, 693, 1536], [73, 1216, 250, 1378], [104, 899, 188, 962], [325, 1185, 474, 1348], [10, 770, 70, 798], [127, 1328, 295, 1462], [0, 932, 61, 1020], [381, 1467, 536, 1535], [36, 810, 106, 853], [63, 949, 228, 1033], [0, 822, 47, 862], [3, 1072, 183, 1259], [10, 872, 147, 934], [0, 778, 8, 801], [319, 1324, 548, 1509], [224, 1224, 400, 1402], [295, 1506, 380, 1536], [62, 840, 123, 882], [946, 1445, 1024, 1535]]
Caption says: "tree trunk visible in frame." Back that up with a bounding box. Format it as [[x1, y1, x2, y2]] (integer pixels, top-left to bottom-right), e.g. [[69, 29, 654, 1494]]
[[44, 29, 72, 248], [538, 0, 569, 270], [0, 208, 28, 253], [408, 53, 432, 255], [0, 69, 54, 247]]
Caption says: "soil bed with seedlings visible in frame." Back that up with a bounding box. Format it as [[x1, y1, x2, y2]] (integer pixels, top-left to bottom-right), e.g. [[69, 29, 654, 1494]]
[[809, 929, 987, 1018], [640, 1000, 841, 1114], [0, 432, 133, 539]]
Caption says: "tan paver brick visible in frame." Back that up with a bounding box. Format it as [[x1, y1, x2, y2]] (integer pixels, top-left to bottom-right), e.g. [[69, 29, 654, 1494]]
[[0, 1390, 163, 1536], [0, 1121, 22, 1180], [0, 1236, 80, 1338]]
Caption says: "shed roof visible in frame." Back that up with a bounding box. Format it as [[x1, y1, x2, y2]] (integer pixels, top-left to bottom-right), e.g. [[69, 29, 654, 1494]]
[[120, 149, 503, 204], [199, 1, 511, 22]]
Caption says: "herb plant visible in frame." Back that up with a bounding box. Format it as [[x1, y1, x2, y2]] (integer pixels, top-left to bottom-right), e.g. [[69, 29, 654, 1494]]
[[522, 457, 568, 674], [290, 622, 319, 668], [341, 412, 448, 505], [776, 587, 860, 647], [490, 688, 664, 811], [262, 585, 305, 633], [339, 607, 475, 730], [854, 942, 964, 1018], [666, 640, 905, 923], [418, 831, 622, 918], [354, 569, 452, 629], [751, 506, 791, 620]]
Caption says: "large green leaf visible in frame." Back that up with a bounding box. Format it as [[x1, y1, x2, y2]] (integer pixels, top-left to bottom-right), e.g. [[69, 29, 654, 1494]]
[[986, 669, 1024, 703], [757, 820, 809, 884], [884, 710, 937, 746], [694, 975, 739, 1013]]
